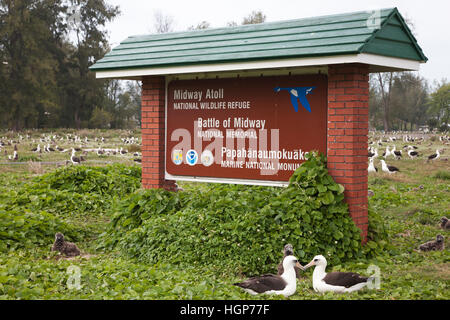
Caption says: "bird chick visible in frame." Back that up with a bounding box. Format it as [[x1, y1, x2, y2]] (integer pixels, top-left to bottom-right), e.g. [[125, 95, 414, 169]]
[[419, 235, 445, 252], [51, 232, 81, 257], [440, 217, 450, 230], [277, 244, 303, 279]]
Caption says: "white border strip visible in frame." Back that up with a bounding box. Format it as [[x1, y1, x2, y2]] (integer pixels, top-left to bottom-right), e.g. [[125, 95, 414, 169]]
[[94, 53, 421, 79], [165, 172, 289, 187]]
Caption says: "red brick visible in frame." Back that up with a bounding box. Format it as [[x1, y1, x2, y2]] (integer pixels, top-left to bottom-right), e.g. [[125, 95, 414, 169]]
[[328, 102, 346, 108], [327, 129, 346, 136], [328, 115, 345, 122], [336, 80, 360, 88]]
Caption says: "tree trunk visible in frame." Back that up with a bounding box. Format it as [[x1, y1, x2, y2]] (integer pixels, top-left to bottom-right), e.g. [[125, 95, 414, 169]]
[[377, 73, 393, 132]]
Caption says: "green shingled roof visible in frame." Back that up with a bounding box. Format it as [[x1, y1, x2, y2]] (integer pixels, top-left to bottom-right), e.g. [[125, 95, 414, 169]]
[[90, 7, 427, 72]]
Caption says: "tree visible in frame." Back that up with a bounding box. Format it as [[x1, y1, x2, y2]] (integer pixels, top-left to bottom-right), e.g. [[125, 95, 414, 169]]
[[370, 72, 430, 131], [153, 10, 174, 34], [428, 81, 450, 128], [242, 10, 266, 25], [89, 107, 112, 129], [0, 0, 65, 130], [227, 10, 267, 28], [372, 72, 394, 132], [60, 0, 119, 129], [0, 0, 119, 129], [188, 21, 210, 30], [390, 72, 429, 130]]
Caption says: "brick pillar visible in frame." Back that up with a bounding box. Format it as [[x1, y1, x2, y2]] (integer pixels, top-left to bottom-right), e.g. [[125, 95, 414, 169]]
[[327, 63, 369, 243], [141, 76, 176, 191]]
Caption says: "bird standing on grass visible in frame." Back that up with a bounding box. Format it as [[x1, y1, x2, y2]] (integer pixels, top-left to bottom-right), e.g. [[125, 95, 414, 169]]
[[234, 256, 303, 297], [381, 160, 399, 174], [427, 149, 440, 162], [303, 255, 373, 293], [407, 149, 419, 159], [392, 146, 402, 159], [368, 147, 378, 158], [31, 144, 41, 153], [70, 148, 82, 165], [368, 158, 377, 173], [8, 150, 18, 161]]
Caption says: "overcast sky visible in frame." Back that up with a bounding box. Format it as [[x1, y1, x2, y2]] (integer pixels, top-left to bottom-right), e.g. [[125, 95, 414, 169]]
[[105, 0, 449, 85]]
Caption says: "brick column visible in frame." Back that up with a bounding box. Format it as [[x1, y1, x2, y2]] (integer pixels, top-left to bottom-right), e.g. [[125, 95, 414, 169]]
[[327, 63, 369, 243], [141, 76, 176, 191]]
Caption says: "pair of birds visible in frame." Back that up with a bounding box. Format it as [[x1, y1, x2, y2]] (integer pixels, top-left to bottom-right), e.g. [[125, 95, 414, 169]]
[[383, 146, 402, 159], [368, 158, 399, 174], [7, 145, 18, 161], [234, 244, 373, 297]]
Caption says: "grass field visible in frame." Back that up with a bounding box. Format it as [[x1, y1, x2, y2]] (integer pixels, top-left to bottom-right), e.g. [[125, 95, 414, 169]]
[[0, 129, 449, 300]]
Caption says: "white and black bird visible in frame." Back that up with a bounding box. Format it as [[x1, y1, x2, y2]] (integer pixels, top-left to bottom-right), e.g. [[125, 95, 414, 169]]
[[303, 255, 373, 293], [234, 255, 303, 297], [380, 160, 399, 174], [391, 146, 402, 159], [368, 148, 378, 159], [8, 150, 18, 161], [427, 149, 440, 162], [368, 158, 377, 173], [407, 149, 419, 159], [31, 144, 41, 153], [70, 148, 82, 165]]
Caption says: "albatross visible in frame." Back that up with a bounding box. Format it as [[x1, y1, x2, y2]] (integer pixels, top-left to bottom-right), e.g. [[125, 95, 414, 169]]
[[381, 160, 399, 174], [70, 148, 81, 165], [427, 149, 440, 162], [303, 255, 373, 293], [368, 158, 377, 173], [234, 255, 303, 297]]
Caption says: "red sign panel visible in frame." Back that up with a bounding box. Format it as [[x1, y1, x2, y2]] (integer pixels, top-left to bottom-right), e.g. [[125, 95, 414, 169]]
[[165, 74, 327, 184]]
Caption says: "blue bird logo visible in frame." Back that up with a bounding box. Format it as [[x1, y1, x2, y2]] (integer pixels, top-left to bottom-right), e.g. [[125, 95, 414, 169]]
[[274, 86, 316, 112]]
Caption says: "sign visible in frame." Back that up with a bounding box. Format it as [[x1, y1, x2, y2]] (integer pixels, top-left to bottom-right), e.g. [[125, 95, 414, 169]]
[[165, 74, 327, 185]]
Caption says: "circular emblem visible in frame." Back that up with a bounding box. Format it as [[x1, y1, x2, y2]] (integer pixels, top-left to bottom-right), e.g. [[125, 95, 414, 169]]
[[201, 150, 214, 167], [186, 149, 198, 166], [172, 149, 183, 165]]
